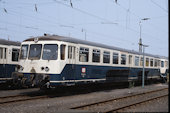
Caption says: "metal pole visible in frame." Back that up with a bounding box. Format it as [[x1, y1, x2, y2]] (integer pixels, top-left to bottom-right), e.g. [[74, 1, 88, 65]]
[[142, 46, 145, 88], [85, 31, 86, 40], [139, 21, 142, 53]]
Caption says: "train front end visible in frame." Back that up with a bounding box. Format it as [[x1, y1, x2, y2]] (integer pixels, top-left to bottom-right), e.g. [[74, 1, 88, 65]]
[[13, 36, 66, 88]]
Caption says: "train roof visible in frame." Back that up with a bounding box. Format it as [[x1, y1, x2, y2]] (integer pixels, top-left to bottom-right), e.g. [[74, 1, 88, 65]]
[[0, 38, 21, 46], [24, 35, 168, 59]]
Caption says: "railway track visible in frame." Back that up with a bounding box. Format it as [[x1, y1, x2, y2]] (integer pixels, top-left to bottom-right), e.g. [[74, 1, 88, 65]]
[[71, 88, 168, 113], [0, 95, 48, 105]]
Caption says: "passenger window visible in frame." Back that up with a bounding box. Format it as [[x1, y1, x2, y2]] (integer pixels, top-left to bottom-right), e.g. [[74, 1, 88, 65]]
[[4, 48, 7, 59], [68, 46, 75, 59], [0, 47, 3, 59], [145, 58, 149, 67], [12, 49, 19, 61], [79, 47, 89, 62], [150, 59, 153, 67], [158, 60, 160, 67], [42, 44, 58, 60], [113, 52, 119, 64], [103, 51, 110, 63], [154, 59, 158, 67], [135, 56, 139, 66], [165, 61, 168, 67], [68, 46, 72, 59], [140, 57, 143, 66], [92, 49, 100, 63], [161, 61, 164, 67], [121, 54, 126, 65], [60, 44, 66, 60], [129, 55, 132, 64]]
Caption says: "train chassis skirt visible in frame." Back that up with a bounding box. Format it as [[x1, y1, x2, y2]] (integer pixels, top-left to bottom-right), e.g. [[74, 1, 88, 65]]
[[12, 72, 49, 88]]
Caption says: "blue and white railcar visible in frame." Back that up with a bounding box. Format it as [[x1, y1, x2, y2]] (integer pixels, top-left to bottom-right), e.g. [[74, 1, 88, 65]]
[[0, 39, 20, 83], [15, 35, 168, 87]]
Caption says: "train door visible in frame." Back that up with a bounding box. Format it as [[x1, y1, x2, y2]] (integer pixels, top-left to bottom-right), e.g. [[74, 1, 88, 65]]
[[68, 46, 76, 80], [160, 60, 166, 76], [0, 47, 7, 78]]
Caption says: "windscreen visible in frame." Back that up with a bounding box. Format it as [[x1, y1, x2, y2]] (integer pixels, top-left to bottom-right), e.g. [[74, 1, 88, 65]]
[[42, 44, 58, 60], [20, 45, 28, 59], [28, 44, 42, 60]]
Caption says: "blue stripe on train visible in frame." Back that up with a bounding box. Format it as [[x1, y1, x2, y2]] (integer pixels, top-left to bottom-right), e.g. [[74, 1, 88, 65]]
[[0, 64, 17, 78], [21, 64, 161, 86], [49, 64, 160, 81]]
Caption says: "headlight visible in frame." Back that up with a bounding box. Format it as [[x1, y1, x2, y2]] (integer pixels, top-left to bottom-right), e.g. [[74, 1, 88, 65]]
[[41, 67, 44, 70], [45, 67, 49, 72]]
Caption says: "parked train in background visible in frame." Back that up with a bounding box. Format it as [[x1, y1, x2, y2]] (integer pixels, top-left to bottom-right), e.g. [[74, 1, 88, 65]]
[[0, 39, 20, 84], [13, 35, 169, 88]]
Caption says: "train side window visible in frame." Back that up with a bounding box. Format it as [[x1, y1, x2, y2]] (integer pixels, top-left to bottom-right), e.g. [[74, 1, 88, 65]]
[[4, 48, 7, 59], [145, 58, 149, 67], [20, 45, 28, 59], [0, 47, 3, 59], [150, 59, 153, 67], [165, 61, 168, 67], [12, 49, 19, 61], [135, 56, 139, 66], [113, 52, 119, 64], [140, 57, 143, 66], [103, 51, 110, 63], [154, 59, 158, 67], [161, 61, 164, 67], [79, 47, 89, 62], [121, 54, 126, 65], [60, 44, 66, 60], [92, 49, 100, 63], [129, 55, 132, 64], [158, 60, 160, 67], [68, 46, 75, 59], [68, 46, 72, 59]]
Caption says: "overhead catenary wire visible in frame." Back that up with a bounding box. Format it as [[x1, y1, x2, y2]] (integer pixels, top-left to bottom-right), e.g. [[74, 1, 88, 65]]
[[0, 0, 168, 56]]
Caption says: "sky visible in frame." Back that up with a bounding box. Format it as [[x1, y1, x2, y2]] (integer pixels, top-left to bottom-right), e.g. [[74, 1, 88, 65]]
[[0, 0, 168, 57]]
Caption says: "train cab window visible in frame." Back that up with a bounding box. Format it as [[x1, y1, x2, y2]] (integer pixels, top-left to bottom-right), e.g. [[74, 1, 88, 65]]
[[12, 49, 19, 61], [113, 52, 119, 64], [145, 58, 149, 67], [161, 61, 164, 67], [140, 57, 143, 66], [0, 47, 3, 59], [121, 54, 126, 65], [154, 59, 158, 67], [20, 45, 28, 59], [92, 49, 100, 63], [29, 44, 42, 60], [150, 59, 153, 67], [60, 44, 66, 60], [42, 44, 58, 60], [79, 47, 89, 62], [129, 55, 132, 64], [135, 56, 139, 66], [103, 51, 110, 63]]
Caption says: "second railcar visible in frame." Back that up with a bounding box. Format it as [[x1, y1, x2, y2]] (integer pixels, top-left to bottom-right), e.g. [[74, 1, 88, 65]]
[[0, 39, 20, 84]]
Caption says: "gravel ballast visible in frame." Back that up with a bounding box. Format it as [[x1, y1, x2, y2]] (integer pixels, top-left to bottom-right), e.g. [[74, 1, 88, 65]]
[[0, 83, 168, 113]]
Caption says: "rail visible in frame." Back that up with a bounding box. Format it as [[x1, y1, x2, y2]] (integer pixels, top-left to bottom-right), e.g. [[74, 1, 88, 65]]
[[71, 88, 168, 112]]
